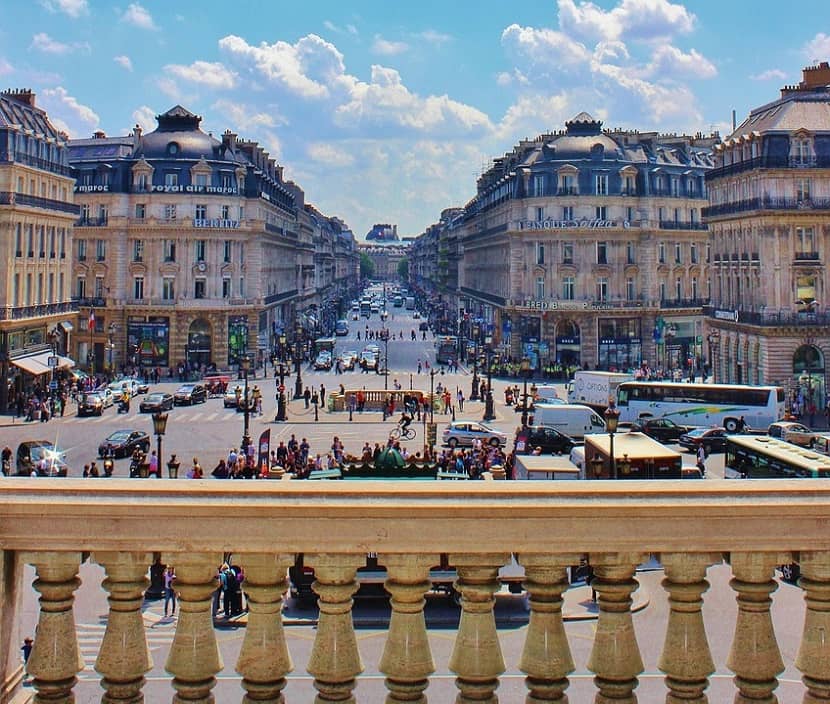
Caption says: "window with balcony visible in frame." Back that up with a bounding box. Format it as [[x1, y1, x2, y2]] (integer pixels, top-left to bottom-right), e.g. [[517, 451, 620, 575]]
[[162, 278, 175, 301], [595, 174, 608, 195], [195, 278, 206, 299], [796, 226, 816, 254], [98, 204, 108, 223], [675, 277, 682, 300], [164, 204, 177, 220], [14, 223, 21, 257], [626, 206, 634, 223], [132, 240, 143, 262], [25, 273, 32, 306], [597, 241, 608, 265], [659, 281, 666, 301], [13, 273, 20, 306], [77, 239, 87, 262], [690, 243, 698, 264], [36, 273, 43, 304], [626, 242, 635, 264], [562, 241, 573, 264], [596, 277, 608, 301], [135, 203, 146, 219], [222, 277, 231, 298], [562, 276, 574, 300], [535, 242, 545, 265], [133, 277, 144, 300], [195, 204, 207, 220], [692, 277, 699, 300], [196, 240, 206, 262], [239, 277, 245, 296], [221, 204, 230, 220], [96, 239, 106, 261], [595, 206, 607, 220], [535, 206, 544, 221], [626, 277, 635, 301], [238, 205, 244, 220], [675, 243, 682, 264], [163, 240, 176, 262], [658, 242, 666, 264], [531, 175, 545, 197], [562, 205, 573, 220], [797, 179, 811, 202]]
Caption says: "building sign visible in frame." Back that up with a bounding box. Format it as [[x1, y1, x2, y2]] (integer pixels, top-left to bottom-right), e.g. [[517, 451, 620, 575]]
[[193, 218, 240, 229], [74, 185, 110, 192], [228, 316, 249, 367], [509, 300, 613, 311], [519, 218, 630, 231], [600, 337, 642, 345], [152, 185, 238, 194], [127, 317, 170, 368], [713, 309, 739, 322]]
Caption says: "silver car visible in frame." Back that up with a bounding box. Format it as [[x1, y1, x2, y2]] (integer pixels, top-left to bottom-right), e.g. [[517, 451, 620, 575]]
[[442, 421, 508, 448]]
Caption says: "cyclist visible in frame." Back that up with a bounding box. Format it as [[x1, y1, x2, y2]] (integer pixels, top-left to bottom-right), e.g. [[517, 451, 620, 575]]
[[398, 409, 413, 434]]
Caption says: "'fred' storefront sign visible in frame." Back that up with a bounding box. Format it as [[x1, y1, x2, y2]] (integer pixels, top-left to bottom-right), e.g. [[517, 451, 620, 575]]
[[508, 300, 613, 311]]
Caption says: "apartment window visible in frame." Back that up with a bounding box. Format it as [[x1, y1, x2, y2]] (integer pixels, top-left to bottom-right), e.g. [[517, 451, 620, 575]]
[[597, 241, 608, 265], [239, 244, 245, 264], [626, 242, 635, 264], [38, 226, 45, 256], [98, 204, 108, 223], [76, 277, 86, 299], [195, 240, 206, 262], [26, 224, 33, 256], [48, 273, 54, 303], [596, 277, 608, 301], [535, 242, 545, 265], [163, 239, 176, 262], [595, 206, 607, 220], [595, 174, 608, 195], [164, 172, 179, 187], [626, 277, 635, 301], [135, 203, 146, 219], [626, 206, 634, 223], [796, 227, 815, 252], [222, 277, 231, 299], [705, 242, 711, 263], [688, 178, 697, 196], [659, 281, 666, 301], [96, 239, 106, 261], [36, 273, 43, 304], [562, 241, 573, 264], [675, 278, 682, 300], [194, 279, 206, 299], [675, 243, 682, 264], [562, 276, 575, 300], [132, 240, 143, 262], [15, 223, 21, 256], [133, 277, 144, 300], [195, 173, 208, 187], [559, 174, 575, 194], [94, 276, 104, 298], [562, 205, 573, 220], [164, 204, 177, 220], [59, 272, 64, 300], [77, 239, 87, 262], [690, 243, 698, 264], [221, 173, 233, 189], [690, 208, 698, 224], [26, 273, 32, 305], [238, 205, 244, 220], [531, 175, 545, 197], [223, 240, 232, 262], [797, 179, 811, 202], [623, 175, 635, 194], [135, 173, 148, 191], [658, 242, 666, 264], [195, 204, 207, 220], [239, 277, 245, 296], [670, 177, 680, 196], [692, 277, 699, 300], [49, 227, 55, 257], [221, 204, 230, 220], [794, 139, 811, 164], [13, 273, 20, 306], [655, 175, 665, 193], [535, 276, 545, 300], [162, 278, 175, 301]]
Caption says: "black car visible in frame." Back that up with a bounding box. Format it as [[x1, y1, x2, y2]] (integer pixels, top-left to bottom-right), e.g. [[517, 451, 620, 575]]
[[631, 417, 690, 443], [173, 383, 207, 405], [513, 425, 576, 455], [678, 427, 728, 454], [419, 321, 429, 331], [98, 430, 150, 459], [139, 392, 174, 413]]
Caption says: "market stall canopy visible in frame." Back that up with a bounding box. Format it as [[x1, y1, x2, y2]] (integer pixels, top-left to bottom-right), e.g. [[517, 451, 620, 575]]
[[11, 352, 75, 376]]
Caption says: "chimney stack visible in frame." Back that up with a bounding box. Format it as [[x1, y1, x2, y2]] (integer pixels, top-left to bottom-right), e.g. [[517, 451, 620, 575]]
[[1, 88, 36, 107]]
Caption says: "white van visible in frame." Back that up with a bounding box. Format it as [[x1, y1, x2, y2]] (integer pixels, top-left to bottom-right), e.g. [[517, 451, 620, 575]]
[[531, 403, 607, 439], [569, 445, 586, 473], [533, 384, 562, 402]]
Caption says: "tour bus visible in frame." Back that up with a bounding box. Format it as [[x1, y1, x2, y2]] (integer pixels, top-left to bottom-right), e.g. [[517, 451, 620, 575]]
[[360, 300, 372, 318], [435, 336, 458, 365], [616, 381, 785, 432], [725, 434, 830, 479]]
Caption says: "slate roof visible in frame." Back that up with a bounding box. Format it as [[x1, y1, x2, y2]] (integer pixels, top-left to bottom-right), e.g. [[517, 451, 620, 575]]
[[0, 91, 64, 140], [733, 92, 830, 137]]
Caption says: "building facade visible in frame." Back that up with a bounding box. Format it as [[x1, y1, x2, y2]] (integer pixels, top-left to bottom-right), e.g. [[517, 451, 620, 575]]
[[68, 106, 357, 374], [704, 62, 830, 408], [0, 89, 78, 412], [416, 112, 717, 372], [358, 242, 409, 281]]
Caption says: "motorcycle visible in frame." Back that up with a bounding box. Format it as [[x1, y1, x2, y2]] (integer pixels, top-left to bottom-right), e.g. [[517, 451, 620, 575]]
[[103, 457, 114, 477], [117, 399, 130, 414]]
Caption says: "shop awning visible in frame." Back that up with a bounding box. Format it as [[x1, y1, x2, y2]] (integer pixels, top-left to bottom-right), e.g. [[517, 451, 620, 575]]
[[59, 321, 74, 332], [11, 352, 75, 376]]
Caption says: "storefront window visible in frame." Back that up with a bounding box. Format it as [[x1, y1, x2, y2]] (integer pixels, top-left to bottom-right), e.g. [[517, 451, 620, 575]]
[[127, 317, 170, 368], [228, 316, 249, 367], [598, 318, 641, 371]]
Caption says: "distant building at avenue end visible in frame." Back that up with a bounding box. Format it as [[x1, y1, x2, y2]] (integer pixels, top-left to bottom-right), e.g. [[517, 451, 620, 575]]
[[412, 111, 718, 374]]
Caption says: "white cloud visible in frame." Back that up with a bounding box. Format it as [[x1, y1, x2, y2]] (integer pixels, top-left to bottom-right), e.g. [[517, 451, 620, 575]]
[[557, 0, 695, 43], [804, 33, 830, 61], [40, 0, 88, 18], [323, 20, 358, 36], [155, 77, 195, 105], [0, 58, 13, 76], [39, 86, 99, 137], [645, 44, 716, 79], [371, 35, 409, 56], [165, 61, 238, 89], [131, 105, 156, 133], [307, 142, 355, 167], [30, 32, 90, 54], [496, 93, 573, 140], [495, 69, 529, 87], [750, 68, 787, 82], [211, 98, 281, 131], [502, 24, 592, 71], [121, 3, 157, 30], [417, 29, 452, 46], [114, 55, 133, 72]]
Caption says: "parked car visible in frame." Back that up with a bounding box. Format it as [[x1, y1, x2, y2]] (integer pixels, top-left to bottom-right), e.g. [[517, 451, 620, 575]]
[[335, 320, 349, 336], [360, 351, 378, 371], [129, 377, 151, 394], [78, 391, 108, 416], [419, 321, 429, 331], [98, 430, 151, 459], [314, 352, 333, 370], [768, 421, 819, 448], [442, 421, 508, 448], [630, 417, 690, 443], [173, 383, 207, 405], [138, 392, 174, 413], [339, 352, 356, 371], [678, 427, 729, 454], [514, 425, 576, 455], [16, 440, 67, 476]]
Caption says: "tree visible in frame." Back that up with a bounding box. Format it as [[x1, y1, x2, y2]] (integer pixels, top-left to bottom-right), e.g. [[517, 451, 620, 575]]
[[397, 257, 409, 280], [359, 252, 375, 279]]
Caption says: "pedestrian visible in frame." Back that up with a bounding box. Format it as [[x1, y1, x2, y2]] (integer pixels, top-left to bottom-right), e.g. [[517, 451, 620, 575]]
[[303, 387, 311, 409], [417, 360, 422, 374], [21, 637, 33, 667], [696, 445, 707, 477], [320, 383, 326, 402], [219, 563, 234, 618], [163, 565, 177, 617], [457, 388, 465, 412]]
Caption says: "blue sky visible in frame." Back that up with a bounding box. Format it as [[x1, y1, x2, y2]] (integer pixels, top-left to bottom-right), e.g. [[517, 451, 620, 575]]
[[3, 0, 830, 238]]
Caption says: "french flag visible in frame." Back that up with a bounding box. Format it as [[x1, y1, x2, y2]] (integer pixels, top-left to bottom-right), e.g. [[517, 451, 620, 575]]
[[88, 309, 95, 331]]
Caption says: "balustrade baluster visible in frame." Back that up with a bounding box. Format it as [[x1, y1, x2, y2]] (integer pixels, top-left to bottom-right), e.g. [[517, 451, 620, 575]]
[[235, 553, 294, 704], [379, 554, 436, 704], [727, 552, 788, 704], [93, 552, 153, 704], [795, 551, 830, 703], [307, 554, 364, 704], [518, 553, 580, 703], [163, 552, 223, 704], [587, 552, 647, 704], [22, 551, 84, 704], [448, 552, 510, 704], [658, 553, 720, 704]]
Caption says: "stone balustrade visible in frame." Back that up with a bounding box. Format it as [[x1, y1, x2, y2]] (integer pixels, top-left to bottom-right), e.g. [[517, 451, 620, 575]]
[[1, 479, 830, 703]]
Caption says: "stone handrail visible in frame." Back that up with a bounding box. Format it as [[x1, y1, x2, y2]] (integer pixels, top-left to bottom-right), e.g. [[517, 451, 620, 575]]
[[2, 479, 830, 703]]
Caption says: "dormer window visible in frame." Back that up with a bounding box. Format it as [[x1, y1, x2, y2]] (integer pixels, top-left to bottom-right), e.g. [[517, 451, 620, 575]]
[[792, 136, 813, 166], [167, 142, 180, 156]]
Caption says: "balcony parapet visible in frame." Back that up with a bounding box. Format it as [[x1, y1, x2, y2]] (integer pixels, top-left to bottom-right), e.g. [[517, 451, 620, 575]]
[[2, 479, 830, 703]]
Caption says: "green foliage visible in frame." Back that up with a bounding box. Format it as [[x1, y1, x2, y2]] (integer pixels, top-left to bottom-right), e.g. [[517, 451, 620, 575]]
[[397, 257, 409, 279], [359, 252, 375, 278]]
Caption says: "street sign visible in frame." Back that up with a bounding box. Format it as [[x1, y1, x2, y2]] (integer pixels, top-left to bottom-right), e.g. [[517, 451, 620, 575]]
[[278, 384, 285, 393], [47, 356, 59, 368], [49, 380, 58, 389]]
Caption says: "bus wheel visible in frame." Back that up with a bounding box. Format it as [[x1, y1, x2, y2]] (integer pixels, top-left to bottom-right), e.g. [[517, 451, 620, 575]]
[[724, 418, 738, 433]]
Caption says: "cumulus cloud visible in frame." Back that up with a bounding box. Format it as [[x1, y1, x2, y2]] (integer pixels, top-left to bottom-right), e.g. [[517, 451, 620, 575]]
[[211, 98, 282, 131], [114, 55, 133, 72], [121, 3, 157, 30], [307, 142, 355, 167], [30, 32, 90, 54], [804, 33, 830, 61], [417, 29, 452, 45], [645, 45, 716, 79], [40, 0, 88, 17], [131, 105, 156, 133], [558, 0, 695, 43], [165, 61, 238, 89], [323, 20, 358, 36], [750, 68, 787, 82], [502, 24, 592, 71], [372, 35, 409, 56], [39, 86, 99, 137], [496, 69, 529, 87]]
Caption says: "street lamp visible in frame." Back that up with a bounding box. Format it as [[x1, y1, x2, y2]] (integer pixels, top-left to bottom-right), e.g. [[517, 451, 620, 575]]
[[470, 324, 480, 401], [664, 324, 677, 377], [293, 326, 304, 400], [483, 338, 495, 421], [276, 360, 287, 422], [707, 330, 720, 383], [520, 357, 531, 427], [382, 328, 389, 390], [604, 400, 621, 479], [151, 412, 168, 479], [240, 354, 251, 453], [107, 322, 116, 375]]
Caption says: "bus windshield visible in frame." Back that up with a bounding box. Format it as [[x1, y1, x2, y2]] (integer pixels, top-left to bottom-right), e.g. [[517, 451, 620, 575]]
[[435, 336, 458, 364], [725, 435, 830, 479]]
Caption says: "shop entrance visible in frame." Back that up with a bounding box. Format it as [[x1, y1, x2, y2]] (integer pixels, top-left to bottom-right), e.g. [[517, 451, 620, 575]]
[[555, 319, 581, 367], [793, 344, 825, 414], [187, 318, 212, 368]]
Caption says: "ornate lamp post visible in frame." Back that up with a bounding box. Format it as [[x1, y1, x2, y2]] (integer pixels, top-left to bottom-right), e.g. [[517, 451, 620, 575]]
[[483, 336, 495, 421], [520, 356, 531, 427], [470, 324, 480, 400], [605, 400, 621, 479], [707, 329, 720, 383], [151, 412, 168, 478], [276, 358, 287, 422], [293, 325, 304, 400], [240, 354, 251, 453], [382, 328, 390, 390], [107, 322, 116, 375]]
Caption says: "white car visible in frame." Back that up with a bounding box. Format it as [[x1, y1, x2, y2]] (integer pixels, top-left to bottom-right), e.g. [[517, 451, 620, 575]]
[[108, 379, 139, 397], [442, 421, 508, 448]]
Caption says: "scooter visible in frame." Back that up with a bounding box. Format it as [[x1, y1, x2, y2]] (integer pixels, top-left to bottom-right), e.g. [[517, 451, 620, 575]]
[[103, 457, 114, 477], [117, 399, 130, 414]]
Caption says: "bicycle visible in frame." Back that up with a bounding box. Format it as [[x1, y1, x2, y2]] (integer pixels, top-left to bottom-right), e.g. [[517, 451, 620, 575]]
[[389, 424, 416, 441]]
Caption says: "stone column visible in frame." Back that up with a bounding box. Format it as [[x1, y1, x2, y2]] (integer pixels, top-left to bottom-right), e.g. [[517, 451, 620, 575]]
[[92, 552, 153, 704], [378, 554, 436, 704], [306, 554, 365, 704], [0, 550, 24, 701], [658, 553, 720, 704], [587, 552, 647, 704], [519, 553, 580, 703], [164, 552, 223, 704], [235, 553, 294, 704], [795, 551, 830, 703], [448, 553, 510, 704], [21, 551, 84, 704], [727, 551, 787, 704]]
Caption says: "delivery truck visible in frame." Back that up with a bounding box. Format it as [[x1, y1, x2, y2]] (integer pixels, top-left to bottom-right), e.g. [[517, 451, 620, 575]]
[[566, 371, 635, 411]]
